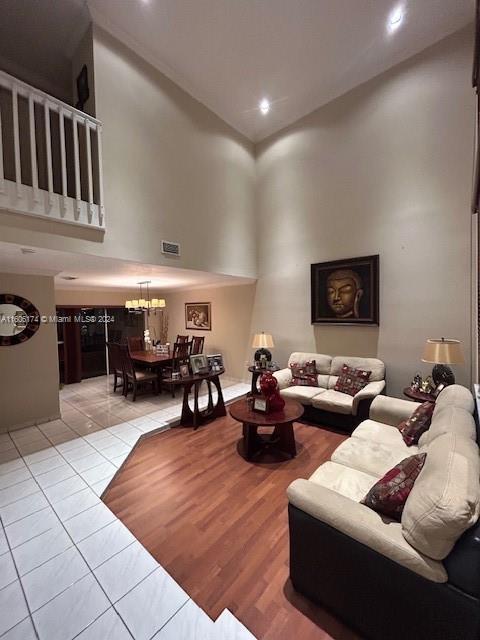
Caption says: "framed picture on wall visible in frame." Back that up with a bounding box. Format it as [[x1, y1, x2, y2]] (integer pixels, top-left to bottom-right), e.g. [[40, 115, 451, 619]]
[[311, 255, 379, 325], [185, 302, 211, 331]]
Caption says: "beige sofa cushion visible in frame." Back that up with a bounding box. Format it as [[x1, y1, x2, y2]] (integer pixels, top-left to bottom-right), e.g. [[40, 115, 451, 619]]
[[331, 437, 417, 477], [402, 432, 480, 560], [287, 352, 332, 375], [435, 384, 474, 415], [311, 389, 354, 415], [280, 386, 325, 405], [352, 419, 412, 452], [330, 356, 385, 382], [287, 479, 447, 583], [309, 461, 378, 502], [369, 395, 417, 427], [419, 406, 477, 447]]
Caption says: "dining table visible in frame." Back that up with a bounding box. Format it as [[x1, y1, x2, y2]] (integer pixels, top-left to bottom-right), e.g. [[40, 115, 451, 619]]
[[129, 350, 172, 367]]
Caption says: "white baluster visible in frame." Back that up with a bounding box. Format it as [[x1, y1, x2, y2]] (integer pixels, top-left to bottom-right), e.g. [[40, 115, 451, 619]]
[[59, 108, 67, 216], [44, 100, 53, 209], [28, 94, 39, 202], [72, 114, 81, 220], [12, 86, 22, 198], [97, 123, 105, 227], [0, 103, 4, 194], [85, 119, 93, 223]]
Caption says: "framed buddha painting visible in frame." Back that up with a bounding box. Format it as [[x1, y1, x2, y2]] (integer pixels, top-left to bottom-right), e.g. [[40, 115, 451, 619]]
[[311, 255, 379, 325]]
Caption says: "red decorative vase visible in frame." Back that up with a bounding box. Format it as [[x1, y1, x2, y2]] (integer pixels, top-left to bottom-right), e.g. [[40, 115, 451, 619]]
[[259, 371, 285, 412]]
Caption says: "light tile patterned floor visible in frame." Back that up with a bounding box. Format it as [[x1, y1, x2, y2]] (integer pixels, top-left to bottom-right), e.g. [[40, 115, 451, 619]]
[[0, 375, 256, 640]]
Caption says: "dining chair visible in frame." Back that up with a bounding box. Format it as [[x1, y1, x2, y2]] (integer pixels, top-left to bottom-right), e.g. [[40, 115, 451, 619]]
[[161, 340, 192, 397], [106, 342, 125, 393], [127, 336, 144, 352], [119, 344, 158, 401], [190, 336, 205, 355], [176, 334, 189, 343]]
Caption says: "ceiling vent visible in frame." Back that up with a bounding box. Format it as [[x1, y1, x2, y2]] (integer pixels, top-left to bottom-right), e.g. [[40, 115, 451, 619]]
[[161, 240, 180, 257], [61, 276, 78, 281]]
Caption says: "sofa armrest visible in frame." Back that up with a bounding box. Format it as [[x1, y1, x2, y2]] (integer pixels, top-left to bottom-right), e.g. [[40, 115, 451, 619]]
[[369, 395, 417, 427], [287, 479, 446, 582], [274, 368, 292, 390], [352, 380, 385, 416]]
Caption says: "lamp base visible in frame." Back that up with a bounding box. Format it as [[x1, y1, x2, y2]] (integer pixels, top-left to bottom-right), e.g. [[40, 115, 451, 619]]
[[432, 364, 455, 386], [254, 348, 272, 362]]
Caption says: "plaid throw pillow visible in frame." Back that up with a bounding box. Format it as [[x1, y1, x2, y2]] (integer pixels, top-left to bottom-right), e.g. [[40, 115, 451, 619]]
[[361, 453, 427, 521], [399, 402, 435, 446], [290, 360, 318, 387], [334, 364, 371, 396]]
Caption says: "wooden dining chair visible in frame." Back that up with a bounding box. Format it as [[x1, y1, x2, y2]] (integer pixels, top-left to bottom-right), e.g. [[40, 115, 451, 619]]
[[119, 344, 158, 401], [176, 334, 189, 343], [106, 342, 125, 393], [127, 336, 144, 352], [190, 336, 204, 355], [161, 340, 192, 397]]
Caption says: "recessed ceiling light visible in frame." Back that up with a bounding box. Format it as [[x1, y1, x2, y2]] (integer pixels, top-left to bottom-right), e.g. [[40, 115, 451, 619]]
[[388, 6, 404, 32], [20, 248, 36, 254], [259, 98, 270, 115]]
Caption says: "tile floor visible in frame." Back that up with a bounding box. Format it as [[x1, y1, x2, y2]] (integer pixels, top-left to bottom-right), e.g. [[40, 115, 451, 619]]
[[0, 375, 255, 640]]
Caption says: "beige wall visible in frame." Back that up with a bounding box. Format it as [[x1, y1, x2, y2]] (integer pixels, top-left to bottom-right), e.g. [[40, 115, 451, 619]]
[[164, 284, 256, 380], [0, 273, 60, 432], [253, 28, 474, 397], [0, 27, 257, 282], [55, 289, 130, 307]]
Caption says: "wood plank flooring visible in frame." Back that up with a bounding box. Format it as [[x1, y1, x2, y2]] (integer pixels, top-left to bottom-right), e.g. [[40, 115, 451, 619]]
[[103, 413, 361, 640]]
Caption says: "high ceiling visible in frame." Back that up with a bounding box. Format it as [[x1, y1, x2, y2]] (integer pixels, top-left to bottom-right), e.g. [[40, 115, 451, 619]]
[[0, 243, 254, 291], [87, 0, 474, 141]]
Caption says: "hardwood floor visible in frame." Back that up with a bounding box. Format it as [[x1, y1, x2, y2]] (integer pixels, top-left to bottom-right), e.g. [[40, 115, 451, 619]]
[[103, 413, 361, 640]]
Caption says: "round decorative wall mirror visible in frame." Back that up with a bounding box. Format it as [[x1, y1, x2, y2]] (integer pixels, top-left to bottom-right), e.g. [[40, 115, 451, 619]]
[[0, 294, 41, 346]]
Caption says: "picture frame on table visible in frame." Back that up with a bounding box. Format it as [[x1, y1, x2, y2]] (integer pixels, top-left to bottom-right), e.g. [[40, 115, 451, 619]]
[[207, 353, 223, 372], [190, 354, 209, 375], [179, 364, 190, 378], [252, 394, 269, 413]]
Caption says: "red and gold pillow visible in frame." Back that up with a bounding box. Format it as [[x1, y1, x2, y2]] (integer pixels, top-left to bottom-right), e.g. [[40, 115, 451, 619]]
[[334, 364, 371, 396], [361, 453, 427, 521], [290, 360, 318, 387], [399, 402, 435, 446]]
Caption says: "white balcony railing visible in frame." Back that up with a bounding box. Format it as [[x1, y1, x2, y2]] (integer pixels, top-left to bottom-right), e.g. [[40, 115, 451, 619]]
[[0, 70, 105, 229]]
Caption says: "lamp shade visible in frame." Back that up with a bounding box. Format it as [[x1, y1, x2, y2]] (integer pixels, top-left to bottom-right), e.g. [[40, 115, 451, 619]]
[[252, 332, 274, 349], [421, 339, 464, 365]]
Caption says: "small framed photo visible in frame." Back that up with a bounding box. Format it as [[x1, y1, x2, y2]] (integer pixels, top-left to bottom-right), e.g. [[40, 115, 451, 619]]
[[207, 353, 223, 372], [432, 383, 446, 399], [252, 395, 269, 413], [179, 364, 190, 378], [190, 354, 208, 375]]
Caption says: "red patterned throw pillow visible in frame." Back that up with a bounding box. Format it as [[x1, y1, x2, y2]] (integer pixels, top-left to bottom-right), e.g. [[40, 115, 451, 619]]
[[290, 360, 318, 387], [361, 453, 427, 520], [334, 364, 371, 396], [399, 402, 435, 446]]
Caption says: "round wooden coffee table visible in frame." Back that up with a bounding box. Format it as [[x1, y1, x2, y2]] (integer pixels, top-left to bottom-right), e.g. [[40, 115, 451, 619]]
[[229, 398, 304, 461]]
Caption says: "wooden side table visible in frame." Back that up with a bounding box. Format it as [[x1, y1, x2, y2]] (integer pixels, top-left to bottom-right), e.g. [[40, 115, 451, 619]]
[[163, 368, 226, 429], [229, 398, 304, 461], [248, 365, 280, 394], [403, 387, 435, 403]]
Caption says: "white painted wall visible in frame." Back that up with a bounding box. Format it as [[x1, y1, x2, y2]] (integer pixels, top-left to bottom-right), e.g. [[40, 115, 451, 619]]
[[252, 28, 474, 397], [0, 273, 60, 432]]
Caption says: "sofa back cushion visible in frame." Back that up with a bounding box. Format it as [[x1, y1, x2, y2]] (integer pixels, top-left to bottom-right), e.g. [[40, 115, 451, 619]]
[[330, 356, 385, 382], [434, 384, 474, 415], [402, 432, 480, 560], [419, 406, 477, 448], [288, 353, 332, 375]]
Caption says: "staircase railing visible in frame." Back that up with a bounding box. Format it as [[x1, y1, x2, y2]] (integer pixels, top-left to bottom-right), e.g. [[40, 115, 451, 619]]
[[0, 69, 105, 229]]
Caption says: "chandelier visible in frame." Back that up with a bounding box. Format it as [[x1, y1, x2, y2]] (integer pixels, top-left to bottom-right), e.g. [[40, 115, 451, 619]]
[[125, 281, 166, 314]]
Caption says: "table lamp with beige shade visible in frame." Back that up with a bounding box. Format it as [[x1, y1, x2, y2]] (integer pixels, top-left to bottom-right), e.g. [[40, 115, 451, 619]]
[[252, 332, 274, 363], [421, 338, 464, 386]]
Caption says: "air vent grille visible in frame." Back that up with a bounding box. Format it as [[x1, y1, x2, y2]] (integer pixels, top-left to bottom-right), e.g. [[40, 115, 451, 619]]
[[161, 240, 180, 257]]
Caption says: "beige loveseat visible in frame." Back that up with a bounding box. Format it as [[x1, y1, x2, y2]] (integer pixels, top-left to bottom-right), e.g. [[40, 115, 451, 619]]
[[287, 384, 480, 640], [274, 352, 386, 429]]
